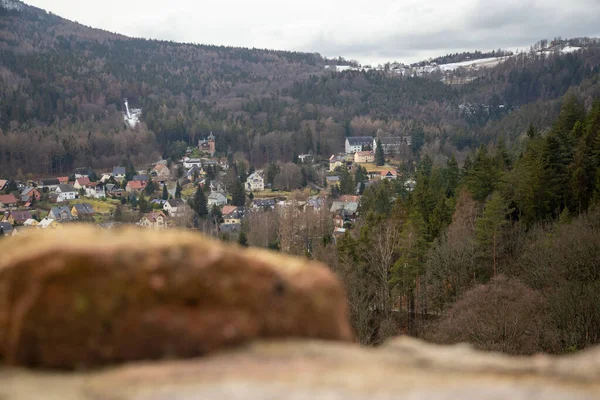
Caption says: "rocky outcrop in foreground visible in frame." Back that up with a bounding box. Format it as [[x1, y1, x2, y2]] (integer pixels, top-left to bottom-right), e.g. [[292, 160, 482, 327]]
[[0, 226, 352, 368], [1, 338, 600, 399], [1, 226, 599, 399]]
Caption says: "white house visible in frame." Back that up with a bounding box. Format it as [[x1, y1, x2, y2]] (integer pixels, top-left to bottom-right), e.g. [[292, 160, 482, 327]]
[[182, 157, 202, 169], [345, 137, 373, 154], [85, 182, 106, 199], [112, 167, 126, 180], [245, 172, 265, 192], [163, 198, 185, 217], [55, 184, 78, 202], [208, 192, 228, 207]]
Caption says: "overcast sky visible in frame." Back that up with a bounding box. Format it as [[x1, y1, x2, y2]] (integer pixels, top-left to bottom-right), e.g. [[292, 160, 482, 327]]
[[25, 0, 600, 65]]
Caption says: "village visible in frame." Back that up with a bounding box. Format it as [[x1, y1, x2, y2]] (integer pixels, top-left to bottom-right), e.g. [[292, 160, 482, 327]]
[[0, 133, 415, 251]]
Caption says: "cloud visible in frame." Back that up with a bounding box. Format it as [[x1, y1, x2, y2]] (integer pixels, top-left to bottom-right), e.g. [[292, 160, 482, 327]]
[[25, 0, 600, 64]]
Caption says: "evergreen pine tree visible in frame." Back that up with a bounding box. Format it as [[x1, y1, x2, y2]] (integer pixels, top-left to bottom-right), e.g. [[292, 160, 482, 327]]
[[475, 191, 508, 277], [231, 178, 246, 207], [175, 181, 182, 199], [238, 231, 248, 247], [194, 185, 208, 218], [162, 184, 169, 200], [375, 139, 385, 166]]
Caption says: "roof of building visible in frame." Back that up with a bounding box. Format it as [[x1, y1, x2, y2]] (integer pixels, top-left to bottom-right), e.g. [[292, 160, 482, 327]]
[[330, 202, 359, 214], [8, 210, 33, 221], [23, 219, 38, 226], [57, 176, 69, 184], [253, 199, 276, 207], [57, 184, 77, 193], [222, 205, 238, 216], [133, 175, 149, 182], [339, 195, 361, 203], [76, 177, 91, 186], [38, 218, 57, 229], [0, 194, 18, 204], [113, 166, 126, 175], [356, 151, 373, 157], [127, 181, 147, 190], [166, 199, 185, 207], [346, 136, 373, 145], [0, 180, 7, 190], [0, 221, 13, 234], [51, 206, 72, 217], [144, 212, 167, 222], [208, 192, 227, 200], [74, 167, 93, 175], [326, 176, 341, 182], [73, 203, 95, 215], [381, 170, 398, 177], [41, 178, 61, 186], [219, 223, 240, 234]]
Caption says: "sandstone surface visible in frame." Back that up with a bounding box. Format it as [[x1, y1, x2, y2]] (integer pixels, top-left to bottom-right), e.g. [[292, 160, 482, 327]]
[[1, 337, 599, 399], [0, 226, 352, 369]]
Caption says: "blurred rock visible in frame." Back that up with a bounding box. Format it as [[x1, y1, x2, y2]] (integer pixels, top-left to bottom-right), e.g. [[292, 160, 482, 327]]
[[0, 226, 351, 369], [1, 338, 600, 399]]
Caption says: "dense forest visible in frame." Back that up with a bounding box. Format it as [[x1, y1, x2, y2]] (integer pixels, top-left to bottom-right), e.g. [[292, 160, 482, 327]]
[[308, 97, 600, 354], [2, 1, 600, 176]]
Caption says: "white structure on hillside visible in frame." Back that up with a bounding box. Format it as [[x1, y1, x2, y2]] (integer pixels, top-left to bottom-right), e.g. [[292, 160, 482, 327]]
[[123, 98, 142, 129], [245, 172, 265, 192]]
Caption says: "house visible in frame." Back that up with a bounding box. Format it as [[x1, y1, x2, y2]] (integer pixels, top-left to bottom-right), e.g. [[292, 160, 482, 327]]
[[381, 170, 398, 180], [85, 182, 106, 199], [345, 136, 373, 154], [326, 175, 341, 188], [112, 167, 126, 180], [298, 154, 314, 164], [74, 177, 91, 190], [153, 163, 171, 181], [329, 155, 345, 172], [38, 217, 60, 229], [55, 184, 78, 202], [126, 180, 147, 193], [49, 206, 73, 221], [0, 194, 18, 208], [23, 219, 39, 227], [354, 151, 374, 163], [71, 203, 95, 219], [138, 211, 168, 230], [182, 157, 202, 169], [198, 132, 216, 156], [252, 198, 276, 210], [0, 222, 13, 236], [20, 187, 41, 203], [0, 180, 7, 191], [219, 223, 241, 238], [208, 192, 228, 207], [245, 172, 265, 192], [57, 176, 70, 185], [3, 210, 33, 225], [40, 179, 61, 191], [373, 136, 407, 155], [163, 199, 185, 217], [132, 175, 149, 182], [74, 167, 94, 179], [222, 205, 243, 224], [184, 165, 202, 183]]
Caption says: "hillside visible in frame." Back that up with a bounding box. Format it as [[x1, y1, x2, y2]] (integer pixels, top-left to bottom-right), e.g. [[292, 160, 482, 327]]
[[1, 0, 600, 175]]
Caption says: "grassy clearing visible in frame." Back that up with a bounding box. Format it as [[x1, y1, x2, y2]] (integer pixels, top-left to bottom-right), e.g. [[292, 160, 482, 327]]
[[251, 190, 292, 199], [71, 198, 119, 214], [361, 163, 394, 173]]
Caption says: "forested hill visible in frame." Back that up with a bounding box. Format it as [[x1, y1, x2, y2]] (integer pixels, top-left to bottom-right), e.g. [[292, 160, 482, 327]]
[[1, 0, 600, 175]]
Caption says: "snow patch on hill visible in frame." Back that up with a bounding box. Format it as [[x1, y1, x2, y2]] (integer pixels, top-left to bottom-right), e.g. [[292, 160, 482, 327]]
[[0, 0, 24, 11]]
